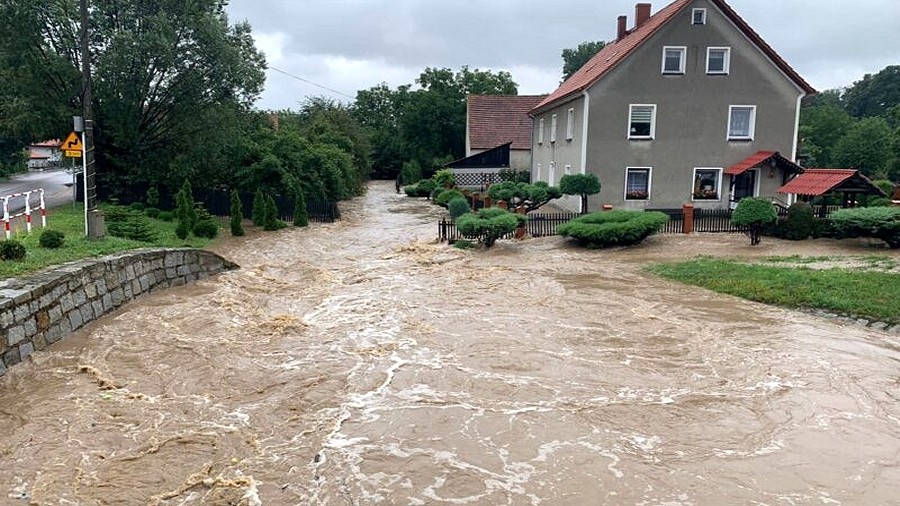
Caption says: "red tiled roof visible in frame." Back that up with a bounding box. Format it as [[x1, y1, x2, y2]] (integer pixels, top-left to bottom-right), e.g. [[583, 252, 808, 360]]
[[29, 153, 50, 159], [777, 169, 858, 196], [31, 139, 61, 147], [532, 0, 814, 113], [468, 95, 547, 150], [725, 150, 776, 175]]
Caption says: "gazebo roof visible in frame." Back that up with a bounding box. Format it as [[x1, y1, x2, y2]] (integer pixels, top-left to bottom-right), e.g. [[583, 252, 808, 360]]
[[725, 151, 804, 176], [778, 169, 886, 197]]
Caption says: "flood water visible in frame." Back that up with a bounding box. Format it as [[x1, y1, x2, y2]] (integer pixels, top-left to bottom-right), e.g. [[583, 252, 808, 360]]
[[3, 181, 900, 505]]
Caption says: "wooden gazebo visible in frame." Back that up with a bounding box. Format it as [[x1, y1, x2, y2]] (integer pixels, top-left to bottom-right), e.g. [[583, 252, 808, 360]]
[[778, 168, 887, 214]]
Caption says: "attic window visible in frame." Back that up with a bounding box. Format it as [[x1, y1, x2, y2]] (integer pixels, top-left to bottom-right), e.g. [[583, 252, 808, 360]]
[[692, 8, 707, 25]]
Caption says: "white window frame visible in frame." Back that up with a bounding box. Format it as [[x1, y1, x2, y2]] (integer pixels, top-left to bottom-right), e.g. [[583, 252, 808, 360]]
[[624, 167, 652, 201], [538, 118, 544, 145], [628, 104, 656, 140], [727, 105, 756, 140], [549, 161, 556, 184], [706, 47, 730, 75], [692, 8, 707, 25], [550, 114, 558, 143], [566, 108, 575, 141], [692, 167, 723, 201], [661, 46, 687, 74]]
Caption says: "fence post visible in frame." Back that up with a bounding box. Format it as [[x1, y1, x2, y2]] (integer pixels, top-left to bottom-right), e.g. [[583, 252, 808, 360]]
[[682, 203, 694, 234], [484, 196, 492, 208]]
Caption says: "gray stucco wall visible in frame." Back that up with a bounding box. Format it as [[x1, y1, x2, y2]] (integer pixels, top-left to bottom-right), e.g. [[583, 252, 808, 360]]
[[0, 248, 238, 376], [532, 95, 588, 212]]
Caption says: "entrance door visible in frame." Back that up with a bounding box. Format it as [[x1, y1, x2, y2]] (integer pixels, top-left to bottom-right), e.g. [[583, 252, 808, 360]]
[[732, 170, 756, 204]]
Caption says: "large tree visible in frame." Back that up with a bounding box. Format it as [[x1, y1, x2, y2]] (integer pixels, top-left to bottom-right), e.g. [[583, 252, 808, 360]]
[[0, 0, 265, 194], [561, 41, 606, 81], [832, 117, 895, 177], [842, 65, 900, 119]]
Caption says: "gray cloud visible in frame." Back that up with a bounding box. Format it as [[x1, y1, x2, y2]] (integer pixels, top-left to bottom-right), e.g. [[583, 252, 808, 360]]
[[226, 0, 900, 109]]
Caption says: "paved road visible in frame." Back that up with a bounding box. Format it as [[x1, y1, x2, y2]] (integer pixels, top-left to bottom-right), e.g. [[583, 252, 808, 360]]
[[0, 169, 76, 215]]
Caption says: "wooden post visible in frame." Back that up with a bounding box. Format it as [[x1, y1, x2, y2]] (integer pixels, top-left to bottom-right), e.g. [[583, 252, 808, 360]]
[[682, 203, 694, 234]]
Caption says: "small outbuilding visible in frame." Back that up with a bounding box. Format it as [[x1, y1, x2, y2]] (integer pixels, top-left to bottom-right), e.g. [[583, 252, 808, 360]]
[[777, 168, 887, 212]]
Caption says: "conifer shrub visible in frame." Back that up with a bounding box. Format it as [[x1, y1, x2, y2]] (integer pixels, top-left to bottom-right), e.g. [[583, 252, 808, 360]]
[[252, 188, 266, 226], [456, 208, 524, 247], [263, 195, 287, 231], [293, 187, 309, 227], [0, 239, 26, 260], [192, 220, 220, 238], [558, 210, 668, 249], [230, 189, 245, 236], [146, 186, 160, 208], [432, 168, 456, 188], [106, 206, 158, 242], [38, 229, 65, 248], [778, 201, 815, 240], [174, 180, 198, 239], [830, 207, 900, 248], [435, 189, 465, 207], [448, 197, 470, 220]]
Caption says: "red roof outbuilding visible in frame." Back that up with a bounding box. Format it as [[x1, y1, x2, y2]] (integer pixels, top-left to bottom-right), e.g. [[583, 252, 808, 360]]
[[777, 169, 879, 197]]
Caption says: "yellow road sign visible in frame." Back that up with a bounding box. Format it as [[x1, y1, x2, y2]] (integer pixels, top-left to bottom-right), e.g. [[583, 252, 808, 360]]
[[62, 131, 83, 157]]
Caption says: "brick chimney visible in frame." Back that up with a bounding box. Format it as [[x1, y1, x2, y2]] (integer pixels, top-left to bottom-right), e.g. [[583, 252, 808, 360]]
[[617, 15, 628, 41], [635, 3, 651, 29]]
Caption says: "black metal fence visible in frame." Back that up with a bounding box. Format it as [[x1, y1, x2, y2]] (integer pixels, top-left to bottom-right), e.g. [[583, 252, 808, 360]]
[[438, 206, 799, 242], [76, 174, 340, 223], [438, 212, 581, 242]]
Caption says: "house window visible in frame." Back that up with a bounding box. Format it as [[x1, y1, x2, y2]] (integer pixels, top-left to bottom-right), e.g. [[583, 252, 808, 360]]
[[628, 104, 656, 139], [662, 46, 686, 74], [625, 167, 651, 200], [566, 108, 575, 141], [549, 161, 556, 184], [693, 168, 722, 200], [538, 118, 544, 145], [550, 114, 558, 143], [565, 164, 573, 175], [707, 47, 730, 74], [728, 105, 756, 140], [692, 8, 707, 25]]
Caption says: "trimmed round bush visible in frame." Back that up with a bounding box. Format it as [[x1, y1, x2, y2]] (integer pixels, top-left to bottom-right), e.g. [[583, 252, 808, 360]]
[[435, 189, 465, 207], [144, 207, 161, 219], [433, 168, 456, 188], [158, 211, 174, 222], [129, 202, 145, 212], [456, 208, 525, 247], [780, 201, 815, 240], [830, 206, 900, 248], [448, 197, 470, 220], [0, 239, 26, 261], [558, 210, 668, 248], [404, 179, 437, 198], [731, 197, 777, 245], [193, 220, 220, 239], [38, 229, 65, 248]]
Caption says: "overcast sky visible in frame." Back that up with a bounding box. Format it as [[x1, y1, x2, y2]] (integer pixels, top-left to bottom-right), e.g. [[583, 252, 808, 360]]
[[224, 0, 900, 111]]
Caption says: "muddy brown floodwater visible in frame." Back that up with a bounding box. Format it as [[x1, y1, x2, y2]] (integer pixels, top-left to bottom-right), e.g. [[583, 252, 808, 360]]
[[3, 181, 900, 505]]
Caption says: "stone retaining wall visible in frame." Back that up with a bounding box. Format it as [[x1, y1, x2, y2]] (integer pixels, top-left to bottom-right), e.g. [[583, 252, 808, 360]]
[[0, 248, 238, 376]]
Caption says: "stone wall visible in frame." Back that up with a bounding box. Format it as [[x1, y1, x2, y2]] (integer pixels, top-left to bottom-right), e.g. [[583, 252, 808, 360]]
[[0, 248, 238, 376]]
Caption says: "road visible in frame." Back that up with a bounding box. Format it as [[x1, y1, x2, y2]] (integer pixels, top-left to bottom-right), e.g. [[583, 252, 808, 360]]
[[0, 169, 76, 216]]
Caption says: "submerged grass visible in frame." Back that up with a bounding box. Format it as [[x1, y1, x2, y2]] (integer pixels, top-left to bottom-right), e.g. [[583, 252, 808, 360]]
[[0, 203, 217, 279], [647, 257, 900, 324]]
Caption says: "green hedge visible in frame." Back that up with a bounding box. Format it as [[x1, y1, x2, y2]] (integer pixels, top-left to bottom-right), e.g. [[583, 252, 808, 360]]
[[456, 208, 525, 247], [830, 207, 900, 248], [557, 210, 668, 248]]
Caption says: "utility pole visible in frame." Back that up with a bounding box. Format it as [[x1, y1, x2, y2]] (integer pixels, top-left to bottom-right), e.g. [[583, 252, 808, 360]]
[[79, 0, 102, 238]]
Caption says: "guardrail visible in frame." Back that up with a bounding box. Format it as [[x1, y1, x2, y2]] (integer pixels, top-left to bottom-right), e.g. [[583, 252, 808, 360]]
[[2, 188, 46, 239]]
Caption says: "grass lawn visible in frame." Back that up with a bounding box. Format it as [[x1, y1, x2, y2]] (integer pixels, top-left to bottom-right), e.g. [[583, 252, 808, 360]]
[[0, 203, 218, 279], [647, 257, 900, 324]]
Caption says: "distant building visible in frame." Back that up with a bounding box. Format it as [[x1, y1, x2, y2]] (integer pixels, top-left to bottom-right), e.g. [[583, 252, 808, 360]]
[[27, 139, 62, 170], [467, 95, 547, 172], [530, 0, 815, 212]]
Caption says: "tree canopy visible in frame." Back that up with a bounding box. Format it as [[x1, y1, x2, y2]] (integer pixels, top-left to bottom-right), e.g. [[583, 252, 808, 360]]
[[561, 41, 607, 81]]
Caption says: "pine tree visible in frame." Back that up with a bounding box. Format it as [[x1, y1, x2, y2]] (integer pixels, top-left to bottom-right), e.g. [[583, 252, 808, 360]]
[[230, 189, 245, 236], [263, 194, 285, 231], [293, 186, 308, 227]]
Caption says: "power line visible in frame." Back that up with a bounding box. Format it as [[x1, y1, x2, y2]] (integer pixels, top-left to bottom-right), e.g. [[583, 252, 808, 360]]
[[268, 66, 355, 100]]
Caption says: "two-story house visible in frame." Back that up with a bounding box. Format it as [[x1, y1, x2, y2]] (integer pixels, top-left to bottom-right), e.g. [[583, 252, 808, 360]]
[[530, 0, 815, 212]]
